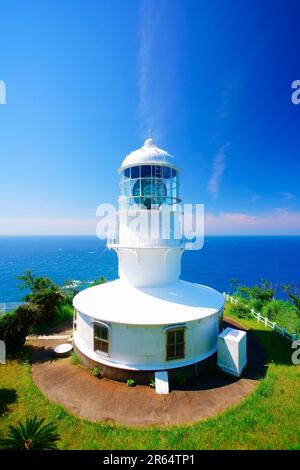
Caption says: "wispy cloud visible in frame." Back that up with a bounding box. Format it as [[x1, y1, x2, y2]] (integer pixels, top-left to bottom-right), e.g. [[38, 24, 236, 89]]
[[0, 218, 99, 235], [137, 0, 161, 138], [208, 143, 230, 198], [276, 192, 294, 201], [248, 191, 261, 203], [2, 209, 300, 236], [250, 194, 261, 202], [205, 209, 300, 235]]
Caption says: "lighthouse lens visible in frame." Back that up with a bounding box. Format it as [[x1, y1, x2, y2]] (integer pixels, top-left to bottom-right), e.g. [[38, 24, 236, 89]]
[[133, 178, 167, 209]]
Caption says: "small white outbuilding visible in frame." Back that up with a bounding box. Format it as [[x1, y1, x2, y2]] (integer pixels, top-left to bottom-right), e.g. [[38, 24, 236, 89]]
[[73, 139, 225, 382], [217, 327, 247, 377]]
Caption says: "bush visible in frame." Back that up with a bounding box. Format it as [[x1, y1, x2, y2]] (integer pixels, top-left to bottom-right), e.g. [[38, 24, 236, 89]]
[[262, 300, 300, 334], [14, 302, 40, 330], [229, 301, 252, 319], [0, 303, 39, 355], [149, 378, 155, 388], [52, 303, 73, 327], [0, 416, 59, 450], [0, 314, 26, 355], [70, 352, 81, 366], [127, 379, 135, 387], [91, 367, 101, 377], [17, 270, 66, 326], [236, 280, 275, 311], [282, 285, 300, 315], [89, 277, 106, 288]]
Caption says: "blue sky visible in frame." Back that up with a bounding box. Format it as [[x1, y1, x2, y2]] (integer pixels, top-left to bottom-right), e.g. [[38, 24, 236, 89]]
[[0, 0, 299, 235]]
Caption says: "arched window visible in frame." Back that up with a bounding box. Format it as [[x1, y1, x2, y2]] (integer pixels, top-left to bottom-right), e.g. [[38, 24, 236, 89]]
[[93, 322, 109, 355], [165, 327, 185, 360]]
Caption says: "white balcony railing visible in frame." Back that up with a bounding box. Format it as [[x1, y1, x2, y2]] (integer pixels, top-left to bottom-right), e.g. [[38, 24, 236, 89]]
[[107, 231, 196, 249]]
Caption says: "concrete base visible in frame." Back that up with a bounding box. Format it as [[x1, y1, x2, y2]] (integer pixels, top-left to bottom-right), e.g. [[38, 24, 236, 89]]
[[74, 343, 217, 385]]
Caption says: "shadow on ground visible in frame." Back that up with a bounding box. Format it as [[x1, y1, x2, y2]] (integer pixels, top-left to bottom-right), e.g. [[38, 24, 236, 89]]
[[0, 388, 17, 415], [30, 347, 60, 365], [171, 319, 267, 391], [247, 328, 296, 366]]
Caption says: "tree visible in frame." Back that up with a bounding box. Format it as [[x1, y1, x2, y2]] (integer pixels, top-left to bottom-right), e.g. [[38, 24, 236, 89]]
[[17, 270, 66, 325], [282, 285, 300, 316], [0, 416, 60, 450], [0, 314, 23, 355], [0, 303, 39, 355], [236, 279, 275, 311]]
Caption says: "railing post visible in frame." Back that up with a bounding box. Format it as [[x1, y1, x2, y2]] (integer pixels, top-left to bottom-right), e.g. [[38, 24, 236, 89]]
[[273, 322, 277, 331], [264, 317, 268, 327], [257, 312, 261, 322], [282, 327, 286, 337]]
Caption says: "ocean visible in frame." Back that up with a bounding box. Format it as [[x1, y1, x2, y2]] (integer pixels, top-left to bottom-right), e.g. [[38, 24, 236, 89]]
[[0, 236, 299, 302]]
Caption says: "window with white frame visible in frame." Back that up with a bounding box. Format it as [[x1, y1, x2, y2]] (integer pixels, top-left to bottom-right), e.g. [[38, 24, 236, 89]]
[[166, 327, 185, 360], [94, 322, 109, 355]]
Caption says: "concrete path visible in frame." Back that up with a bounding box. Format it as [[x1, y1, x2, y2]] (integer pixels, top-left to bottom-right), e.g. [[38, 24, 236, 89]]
[[30, 319, 264, 427], [32, 357, 257, 426]]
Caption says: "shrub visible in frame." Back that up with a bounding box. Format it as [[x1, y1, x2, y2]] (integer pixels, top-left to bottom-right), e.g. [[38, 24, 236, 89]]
[[0, 303, 39, 355], [229, 301, 252, 319], [70, 352, 81, 366], [0, 314, 25, 355], [262, 300, 300, 334], [127, 379, 135, 387], [52, 303, 73, 327], [236, 280, 275, 311], [17, 270, 66, 326], [89, 276, 106, 288], [91, 367, 101, 377], [14, 302, 40, 330], [0, 416, 59, 450], [149, 378, 155, 388], [282, 285, 300, 315]]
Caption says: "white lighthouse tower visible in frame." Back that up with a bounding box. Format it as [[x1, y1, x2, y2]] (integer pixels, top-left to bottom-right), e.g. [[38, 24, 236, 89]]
[[73, 139, 224, 383]]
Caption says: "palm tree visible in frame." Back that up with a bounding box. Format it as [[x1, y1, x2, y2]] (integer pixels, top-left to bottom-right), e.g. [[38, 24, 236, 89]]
[[0, 416, 60, 450]]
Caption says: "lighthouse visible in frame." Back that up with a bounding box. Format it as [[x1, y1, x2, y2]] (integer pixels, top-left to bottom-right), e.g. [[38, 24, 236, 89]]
[[73, 139, 225, 384]]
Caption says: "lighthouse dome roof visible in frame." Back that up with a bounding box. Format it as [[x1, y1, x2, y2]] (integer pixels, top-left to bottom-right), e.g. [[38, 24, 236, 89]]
[[120, 138, 178, 170]]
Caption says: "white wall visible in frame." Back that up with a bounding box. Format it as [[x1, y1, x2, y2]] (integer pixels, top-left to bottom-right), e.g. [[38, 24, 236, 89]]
[[118, 247, 183, 287], [75, 309, 221, 370]]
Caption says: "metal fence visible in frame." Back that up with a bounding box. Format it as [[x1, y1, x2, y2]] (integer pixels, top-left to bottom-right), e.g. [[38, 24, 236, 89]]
[[0, 302, 23, 316], [223, 293, 298, 342]]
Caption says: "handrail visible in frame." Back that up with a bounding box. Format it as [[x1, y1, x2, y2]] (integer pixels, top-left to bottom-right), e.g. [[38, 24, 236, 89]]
[[223, 293, 298, 342]]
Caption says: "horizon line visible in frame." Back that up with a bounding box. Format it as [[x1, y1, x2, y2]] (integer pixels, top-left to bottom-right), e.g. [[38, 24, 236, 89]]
[[1, 234, 300, 237]]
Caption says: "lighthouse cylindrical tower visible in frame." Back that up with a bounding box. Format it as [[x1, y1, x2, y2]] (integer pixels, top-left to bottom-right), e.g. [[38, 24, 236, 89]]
[[112, 137, 184, 287], [73, 139, 224, 383]]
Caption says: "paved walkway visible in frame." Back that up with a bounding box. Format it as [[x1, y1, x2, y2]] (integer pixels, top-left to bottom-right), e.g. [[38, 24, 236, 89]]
[[30, 319, 265, 427]]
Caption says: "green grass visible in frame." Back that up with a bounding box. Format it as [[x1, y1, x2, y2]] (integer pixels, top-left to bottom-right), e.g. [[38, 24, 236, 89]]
[[53, 303, 73, 327], [0, 303, 299, 450], [70, 352, 81, 366], [31, 303, 73, 334]]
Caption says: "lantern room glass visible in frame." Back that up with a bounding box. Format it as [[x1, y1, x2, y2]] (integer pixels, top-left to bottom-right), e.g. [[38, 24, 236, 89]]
[[120, 165, 180, 210]]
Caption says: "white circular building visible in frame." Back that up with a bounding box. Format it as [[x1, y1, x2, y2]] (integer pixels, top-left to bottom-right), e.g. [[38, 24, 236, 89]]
[[73, 138, 224, 383]]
